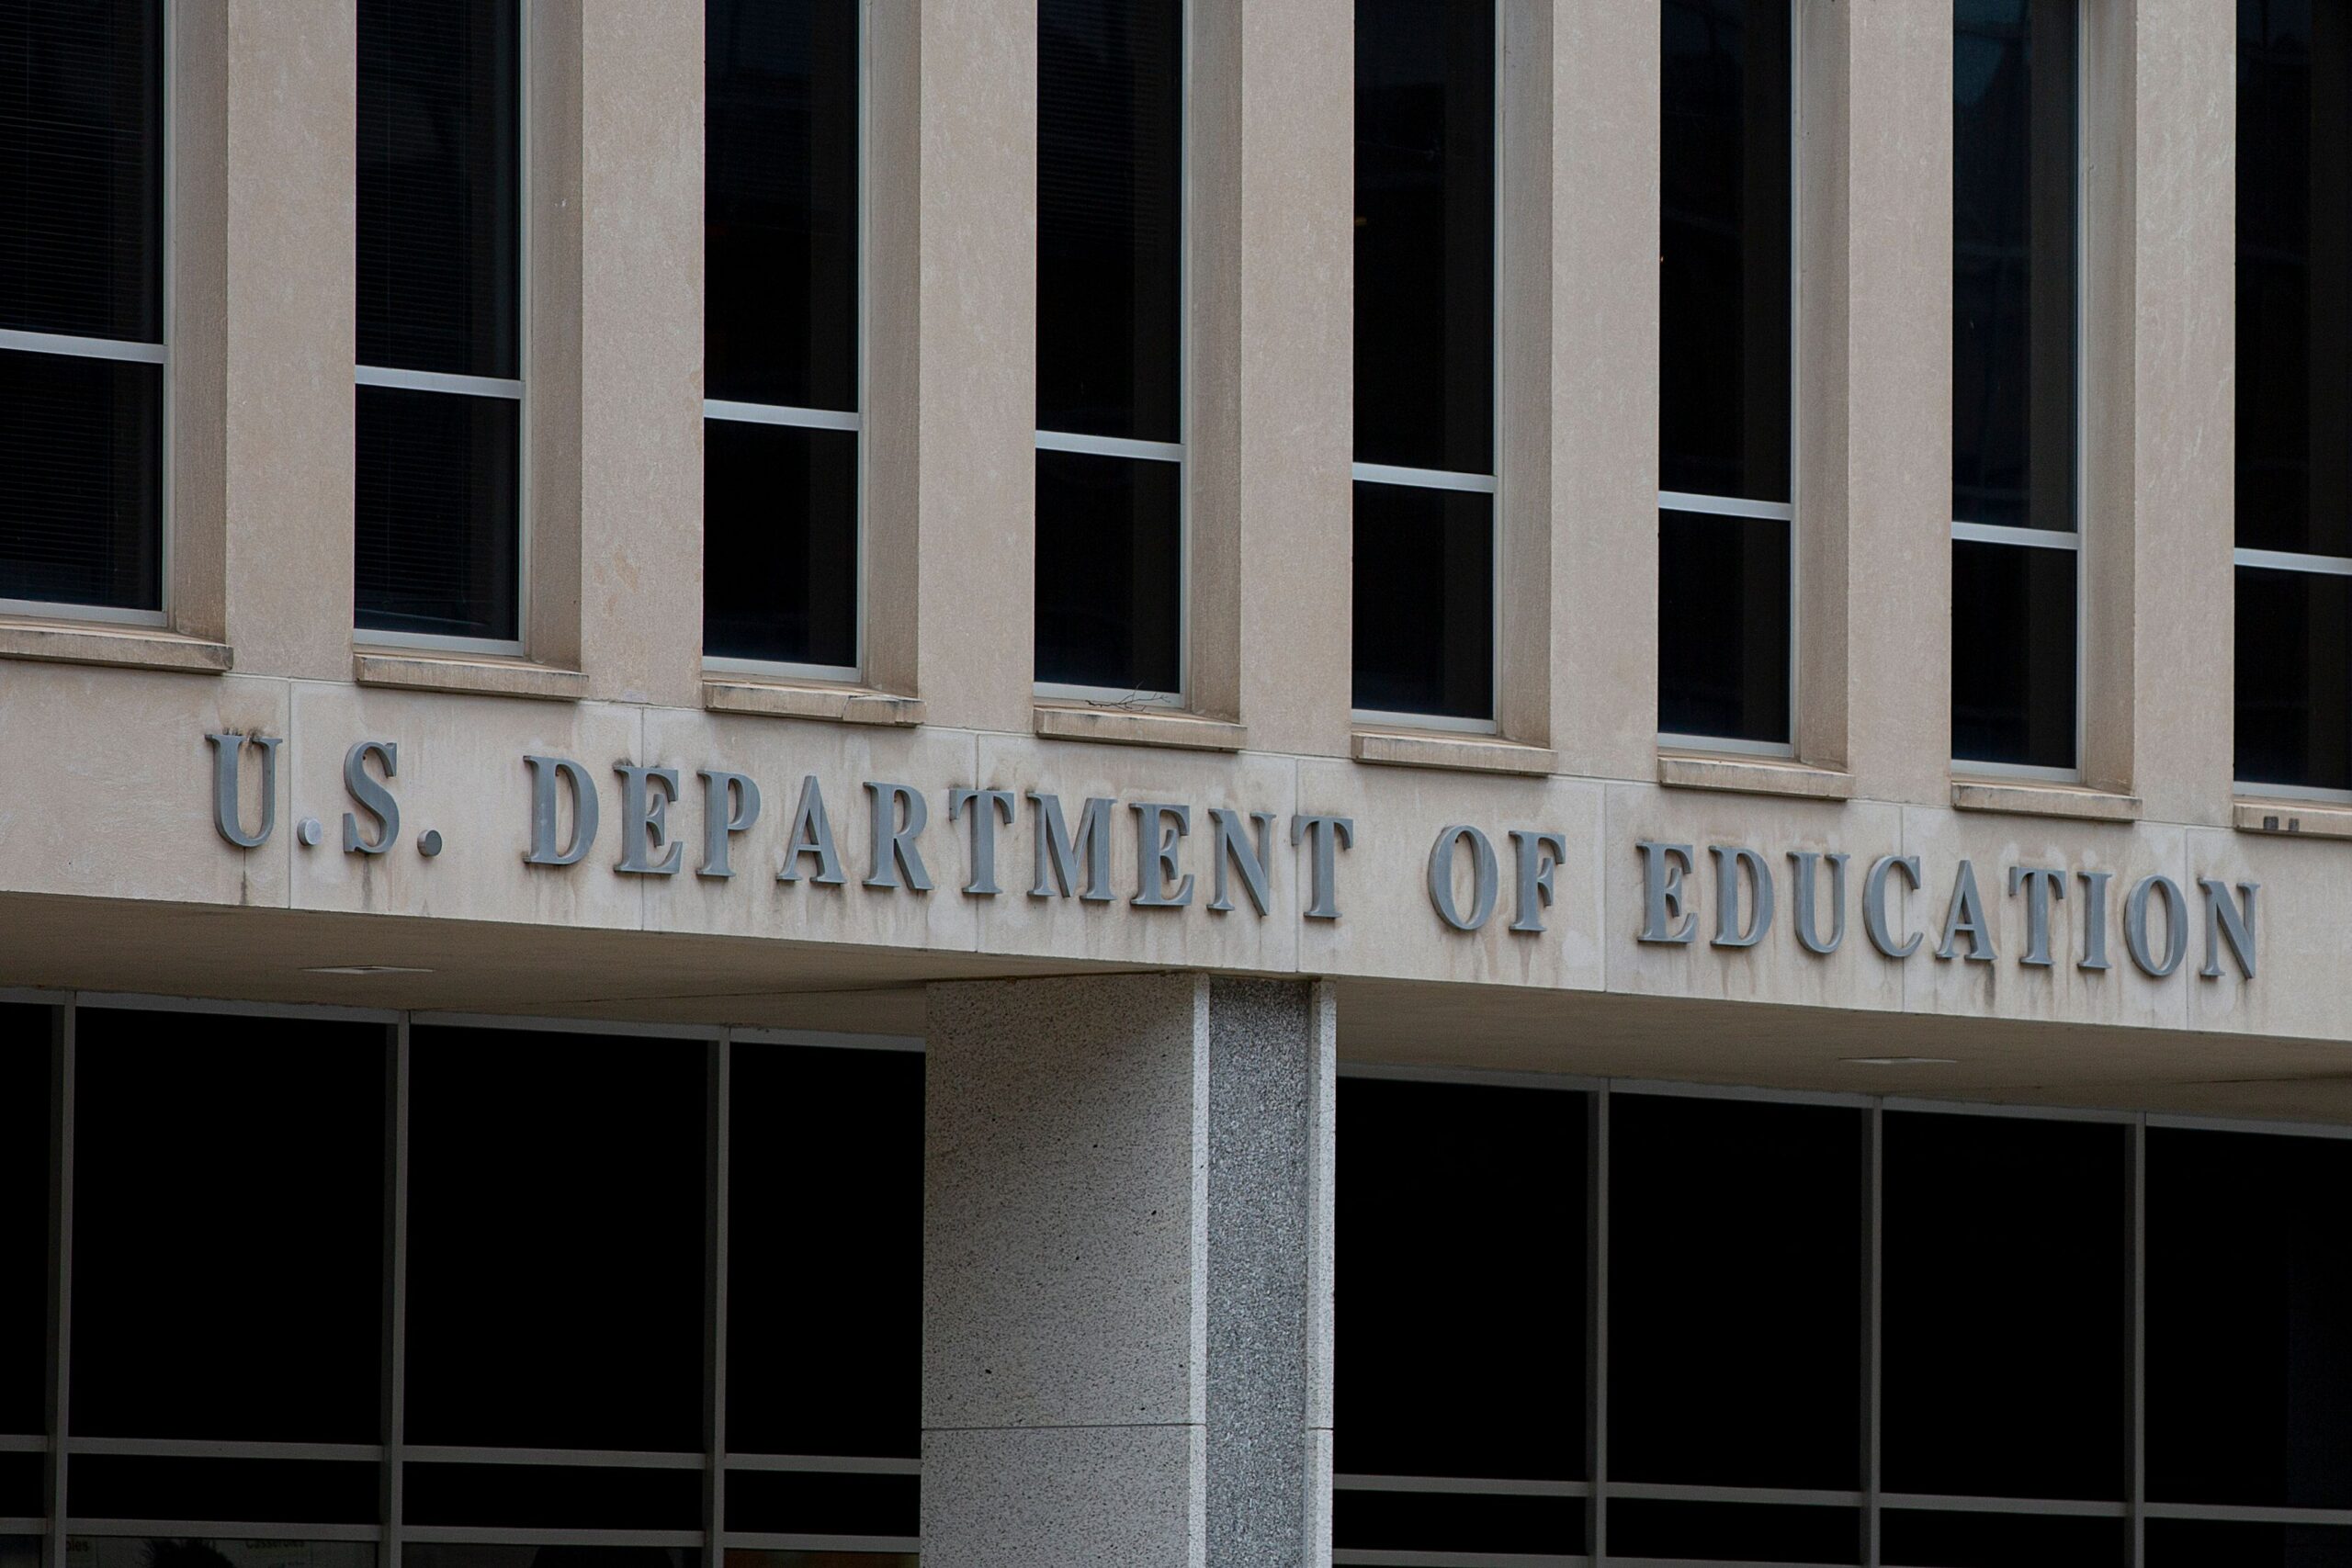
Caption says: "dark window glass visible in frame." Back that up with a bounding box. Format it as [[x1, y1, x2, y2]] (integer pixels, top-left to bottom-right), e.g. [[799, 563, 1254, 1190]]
[[357, 0, 521, 379], [1611, 1096, 1861, 1491], [1035, 446, 1183, 694], [728, 1043, 922, 1461], [1883, 1111, 2126, 1502], [1330, 1489, 1583, 1558], [705, 420, 860, 669], [1952, 0, 2077, 533], [356, 0, 522, 641], [0, 1007, 50, 1438], [1037, 0, 1182, 443], [2238, 0, 2352, 560], [2238, 561, 2352, 793], [1658, 507, 1792, 743], [1352, 481, 1493, 719], [1609, 1499, 1859, 1564], [1355, 0, 1495, 475], [0, 348, 161, 612], [1881, 1510, 2124, 1567], [2150, 1519, 2352, 1568], [0, 0, 163, 343], [707, 0, 860, 412], [71, 1009, 386, 1445], [0, 1459, 35, 1517], [355, 383, 521, 641], [65, 1456, 379, 1525], [724, 1469, 920, 1538], [405, 1463, 702, 1530], [406, 1546, 694, 1568], [404, 1027, 706, 1453], [1338, 1078, 1585, 1483], [65, 1542, 375, 1568], [1952, 536, 2076, 769], [2149, 1129, 2352, 1510], [1660, 0, 1792, 505]]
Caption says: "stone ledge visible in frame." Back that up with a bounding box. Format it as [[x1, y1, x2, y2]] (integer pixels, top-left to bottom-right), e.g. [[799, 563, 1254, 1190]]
[[2234, 799, 2352, 840], [1351, 729, 1555, 776], [0, 619, 232, 674], [354, 651, 588, 702], [1034, 705, 1246, 751], [1657, 752, 1852, 800], [706, 678, 926, 726], [1951, 779, 2143, 822]]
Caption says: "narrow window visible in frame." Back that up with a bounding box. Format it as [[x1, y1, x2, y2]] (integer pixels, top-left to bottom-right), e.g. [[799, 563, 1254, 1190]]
[[706, 0, 862, 679], [0, 0, 165, 620], [2237, 0, 2352, 798], [1658, 0, 1794, 752], [1951, 0, 2080, 776], [1035, 0, 1185, 703], [356, 0, 524, 649], [1353, 0, 1497, 729]]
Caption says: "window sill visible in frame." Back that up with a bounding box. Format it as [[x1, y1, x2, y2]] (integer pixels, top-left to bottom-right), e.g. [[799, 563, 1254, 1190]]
[[1034, 704, 1245, 751], [2234, 799, 2352, 840], [1658, 752, 1852, 800], [0, 618, 232, 674], [705, 677, 925, 727], [353, 650, 587, 702], [1950, 778, 2142, 822], [1351, 728, 1555, 776]]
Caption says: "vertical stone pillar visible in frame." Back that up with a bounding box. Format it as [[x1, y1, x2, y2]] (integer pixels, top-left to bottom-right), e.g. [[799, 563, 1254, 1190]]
[[922, 974, 1336, 1567]]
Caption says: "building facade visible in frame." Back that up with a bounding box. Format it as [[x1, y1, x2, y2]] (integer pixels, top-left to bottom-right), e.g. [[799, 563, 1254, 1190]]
[[1, 1, 2347, 1565]]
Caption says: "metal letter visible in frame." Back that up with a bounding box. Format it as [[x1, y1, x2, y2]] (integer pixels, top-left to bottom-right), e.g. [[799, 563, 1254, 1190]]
[[777, 775, 845, 886], [615, 764, 684, 876], [1711, 844, 1775, 949], [1029, 793, 1115, 901], [1509, 829, 1569, 934], [697, 770, 762, 880], [2078, 869, 2112, 971], [949, 788, 1018, 897], [863, 782, 933, 892], [341, 739, 400, 855], [1862, 854, 1923, 959], [1289, 814, 1356, 921], [2125, 874, 2188, 977], [523, 755, 598, 867], [1788, 851, 1848, 955], [1636, 841, 1698, 944], [2199, 877, 2258, 981], [206, 732, 281, 850], [1132, 802, 1195, 908], [1208, 808, 1276, 916], [2007, 865, 2066, 968], [1428, 826, 1499, 932], [1936, 860, 1997, 963]]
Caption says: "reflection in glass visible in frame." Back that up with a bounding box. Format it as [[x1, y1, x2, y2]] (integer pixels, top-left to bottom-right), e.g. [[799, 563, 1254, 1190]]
[[2237, 563, 2352, 793], [1351, 481, 1494, 721], [1658, 508, 1792, 744], [1035, 447, 1183, 695], [0, 1006, 49, 1439], [405, 1547, 695, 1568], [705, 420, 859, 670], [1952, 536, 2075, 770], [724, 1552, 916, 1568]]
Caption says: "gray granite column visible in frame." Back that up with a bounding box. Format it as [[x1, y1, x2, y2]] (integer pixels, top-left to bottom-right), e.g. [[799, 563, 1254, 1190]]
[[922, 974, 1336, 1567]]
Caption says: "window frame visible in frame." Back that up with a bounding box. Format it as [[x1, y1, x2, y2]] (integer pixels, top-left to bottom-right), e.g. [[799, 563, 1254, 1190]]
[[0, 0, 173, 632], [702, 0, 872, 689], [1655, 0, 1801, 761], [1948, 0, 2088, 787], [1348, 12, 1505, 739], [351, 0, 531, 660], [1030, 0, 1193, 713]]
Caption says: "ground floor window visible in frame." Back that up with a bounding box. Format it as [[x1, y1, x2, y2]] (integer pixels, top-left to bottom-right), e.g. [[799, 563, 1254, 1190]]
[[0, 999, 919, 1565]]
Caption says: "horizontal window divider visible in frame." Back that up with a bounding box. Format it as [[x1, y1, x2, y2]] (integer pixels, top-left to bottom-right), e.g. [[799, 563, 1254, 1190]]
[[1877, 1492, 2127, 1517], [2142, 1500, 2352, 1526], [719, 1533, 923, 1555], [1351, 461, 1497, 495], [0, 1518, 42, 1535], [0, 327, 165, 365], [0, 1435, 43, 1453], [724, 1452, 922, 1475], [1606, 1480, 1863, 1508], [398, 1528, 703, 1550], [1949, 520, 2079, 550], [61, 1520, 383, 1543], [1033, 680, 1188, 710], [65, 1436, 382, 1462], [1035, 428, 1184, 462], [704, 399, 860, 433], [2233, 545, 2352, 578], [355, 365, 524, 400], [1657, 490, 1794, 522], [399, 1444, 707, 1470], [1331, 1551, 1587, 1568], [1333, 1473, 1589, 1497]]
